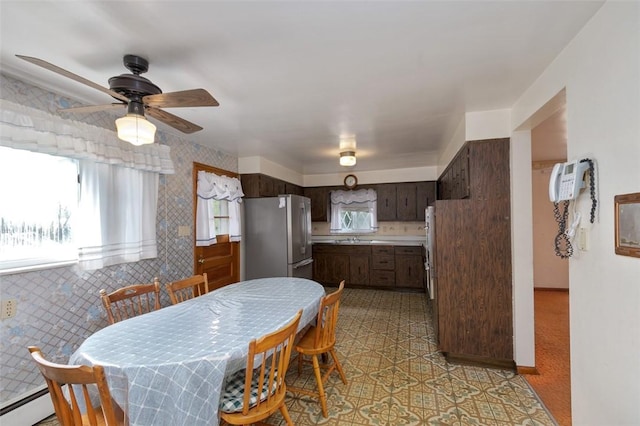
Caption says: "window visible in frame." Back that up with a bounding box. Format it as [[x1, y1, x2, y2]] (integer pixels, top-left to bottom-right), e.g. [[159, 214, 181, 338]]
[[338, 206, 375, 232], [330, 189, 378, 234], [0, 146, 79, 270], [207, 199, 230, 236]]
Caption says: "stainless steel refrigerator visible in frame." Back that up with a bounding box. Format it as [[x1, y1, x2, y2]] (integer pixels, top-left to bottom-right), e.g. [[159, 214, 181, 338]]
[[244, 194, 313, 279]]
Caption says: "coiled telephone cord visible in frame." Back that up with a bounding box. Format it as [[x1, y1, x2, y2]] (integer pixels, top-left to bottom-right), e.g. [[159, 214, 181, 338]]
[[580, 158, 597, 224], [553, 200, 573, 258]]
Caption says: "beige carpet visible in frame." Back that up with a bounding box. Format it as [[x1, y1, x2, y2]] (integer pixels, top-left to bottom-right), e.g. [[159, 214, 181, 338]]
[[524, 289, 571, 426]]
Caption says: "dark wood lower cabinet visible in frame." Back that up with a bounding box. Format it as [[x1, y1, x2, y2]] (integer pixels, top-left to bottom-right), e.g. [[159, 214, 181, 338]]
[[395, 246, 424, 289], [312, 250, 349, 286], [434, 199, 513, 368], [312, 243, 425, 291], [349, 255, 370, 285]]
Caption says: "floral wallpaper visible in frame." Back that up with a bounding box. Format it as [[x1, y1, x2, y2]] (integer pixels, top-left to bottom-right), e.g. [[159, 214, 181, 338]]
[[0, 74, 237, 404]]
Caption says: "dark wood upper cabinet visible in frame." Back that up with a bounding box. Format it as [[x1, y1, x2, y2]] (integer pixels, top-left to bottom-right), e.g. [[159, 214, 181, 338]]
[[376, 184, 397, 221], [396, 183, 418, 221], [240, 173, 303, 198], [304, 186, 330, 222], [379, 181, 436, 221], [437, 138, 509, 201], [416, 181, 437, 221], [438, 146, 469, 200], [285, 182, 304, 196], [468, 138, 510, 200]]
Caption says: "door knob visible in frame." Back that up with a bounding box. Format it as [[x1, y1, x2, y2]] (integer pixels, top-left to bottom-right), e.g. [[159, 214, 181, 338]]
[[198, 258, 205, 264]]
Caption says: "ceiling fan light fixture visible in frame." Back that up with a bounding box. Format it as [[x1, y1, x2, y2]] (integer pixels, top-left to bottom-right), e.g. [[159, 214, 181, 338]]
[[340, 151, 356, 167], [116, 114, 156, 146]]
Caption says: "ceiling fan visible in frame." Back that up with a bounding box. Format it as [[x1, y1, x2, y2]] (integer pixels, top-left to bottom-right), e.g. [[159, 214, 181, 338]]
[[16, 54, 218, 144]]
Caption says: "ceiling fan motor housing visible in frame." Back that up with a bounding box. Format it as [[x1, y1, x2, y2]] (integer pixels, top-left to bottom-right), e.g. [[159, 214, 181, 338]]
[[108, 55, 162, 98]]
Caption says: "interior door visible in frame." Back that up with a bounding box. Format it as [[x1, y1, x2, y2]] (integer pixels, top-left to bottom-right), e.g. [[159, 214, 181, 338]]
[[193, 162, 240, 290]]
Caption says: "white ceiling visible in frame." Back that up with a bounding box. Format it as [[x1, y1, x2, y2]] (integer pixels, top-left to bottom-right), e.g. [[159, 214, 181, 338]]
[[0, 1, 602, 175]]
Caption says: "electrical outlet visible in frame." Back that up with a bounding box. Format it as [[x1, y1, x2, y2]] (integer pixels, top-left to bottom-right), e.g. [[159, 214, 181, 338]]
[[178, 225, 191, 237], [578, 227, 590, 251], [1, 299, 17, 319]]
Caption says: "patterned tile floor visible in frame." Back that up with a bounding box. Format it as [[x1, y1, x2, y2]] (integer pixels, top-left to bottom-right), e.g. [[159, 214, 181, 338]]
[[37, 288, 556, 426]]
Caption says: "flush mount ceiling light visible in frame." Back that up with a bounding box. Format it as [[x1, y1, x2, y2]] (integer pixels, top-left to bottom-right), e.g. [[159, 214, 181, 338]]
[[115, 100, 156, 146], [339, 151, 356, 166], [339, 136, 357, 167]]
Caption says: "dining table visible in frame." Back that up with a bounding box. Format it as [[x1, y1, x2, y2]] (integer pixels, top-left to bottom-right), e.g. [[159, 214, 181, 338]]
[[69, 277, 325, 426]]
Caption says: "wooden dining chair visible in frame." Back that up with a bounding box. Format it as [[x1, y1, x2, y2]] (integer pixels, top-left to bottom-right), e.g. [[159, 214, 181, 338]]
[[28, 346, 123, 426], [288, 280, 347, 417], [100, 277, 161, 325], [166, 273, 209, 305], [219, 310, 302, 426]]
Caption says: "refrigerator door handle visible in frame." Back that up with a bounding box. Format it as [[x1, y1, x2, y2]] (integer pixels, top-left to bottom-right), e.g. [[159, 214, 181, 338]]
[[292, 258, 314, 269], [300, 201, 308, 255]]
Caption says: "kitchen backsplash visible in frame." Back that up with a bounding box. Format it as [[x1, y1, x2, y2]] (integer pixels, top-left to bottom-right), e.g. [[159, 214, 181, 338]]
[[312, 221, 425, 237]]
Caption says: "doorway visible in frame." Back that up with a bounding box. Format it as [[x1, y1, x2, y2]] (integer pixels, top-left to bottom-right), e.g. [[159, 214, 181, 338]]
[[192, 162, 241, 290], [524, 94, 572, 425]]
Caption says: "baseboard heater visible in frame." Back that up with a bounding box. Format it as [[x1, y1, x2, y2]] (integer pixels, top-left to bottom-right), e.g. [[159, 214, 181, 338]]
[[0, 385, 54, 426]]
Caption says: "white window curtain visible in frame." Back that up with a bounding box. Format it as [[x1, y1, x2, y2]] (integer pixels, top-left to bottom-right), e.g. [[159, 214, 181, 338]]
[[330, 188, 378, 232], [0, 99, 174, 270], [0, 99, 174, 173], [76, 160, 159, 270], [196, 170, 244, 246]]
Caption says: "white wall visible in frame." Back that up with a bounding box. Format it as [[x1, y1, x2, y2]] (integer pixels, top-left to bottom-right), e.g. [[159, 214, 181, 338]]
[[238, 156, 303, 185], [238, 155, 438, 187], [304, 166, 438, 187], [510, 130, 536, 369], [465, 109, 511, 141], [511, 2, 640, 423]]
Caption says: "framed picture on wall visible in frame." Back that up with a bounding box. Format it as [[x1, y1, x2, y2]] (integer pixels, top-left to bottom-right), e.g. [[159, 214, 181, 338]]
[[615, 192, 640, 258]]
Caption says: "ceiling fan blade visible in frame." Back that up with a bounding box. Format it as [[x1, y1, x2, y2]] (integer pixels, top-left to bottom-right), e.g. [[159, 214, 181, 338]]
[[143, 89, 219, 108], [16, 55, 130, 103], [59, 103, 126, 114], [146, 107, 203, 134]]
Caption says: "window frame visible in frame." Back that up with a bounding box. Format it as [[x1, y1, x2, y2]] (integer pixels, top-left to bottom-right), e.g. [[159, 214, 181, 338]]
[[0, 147, 80, 273]]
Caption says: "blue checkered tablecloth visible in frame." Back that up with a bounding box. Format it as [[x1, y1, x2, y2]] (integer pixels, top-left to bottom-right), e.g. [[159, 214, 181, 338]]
[[69, 277, 325, 426]]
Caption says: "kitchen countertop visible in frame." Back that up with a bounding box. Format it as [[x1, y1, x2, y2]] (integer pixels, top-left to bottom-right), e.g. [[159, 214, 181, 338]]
[[312, 235, 424, 247]]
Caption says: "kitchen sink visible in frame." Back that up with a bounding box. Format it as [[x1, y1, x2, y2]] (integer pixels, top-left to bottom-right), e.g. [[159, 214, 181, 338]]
[[330, 239, 395, 245]]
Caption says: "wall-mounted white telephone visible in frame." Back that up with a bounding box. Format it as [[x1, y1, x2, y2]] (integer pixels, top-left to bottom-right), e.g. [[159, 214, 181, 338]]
[[549, 160, 591, 202], [548, 158, 597, 258]]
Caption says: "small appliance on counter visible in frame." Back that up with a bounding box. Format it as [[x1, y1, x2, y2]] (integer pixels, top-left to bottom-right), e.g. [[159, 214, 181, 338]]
[[244, 194, 313, 279]]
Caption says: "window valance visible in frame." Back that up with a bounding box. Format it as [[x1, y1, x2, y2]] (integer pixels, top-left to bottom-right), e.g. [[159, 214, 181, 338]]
[[330, 188, 377, 204], [0, 99, 174, 174], [196, 170, 244, 246], [196, 170, 245, 201]]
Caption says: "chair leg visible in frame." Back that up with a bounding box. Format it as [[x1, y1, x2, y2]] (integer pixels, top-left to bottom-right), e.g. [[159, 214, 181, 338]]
[[311, 354, 328, 418], [280, 403, 294, 426], [329, 348, 347, 385]]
